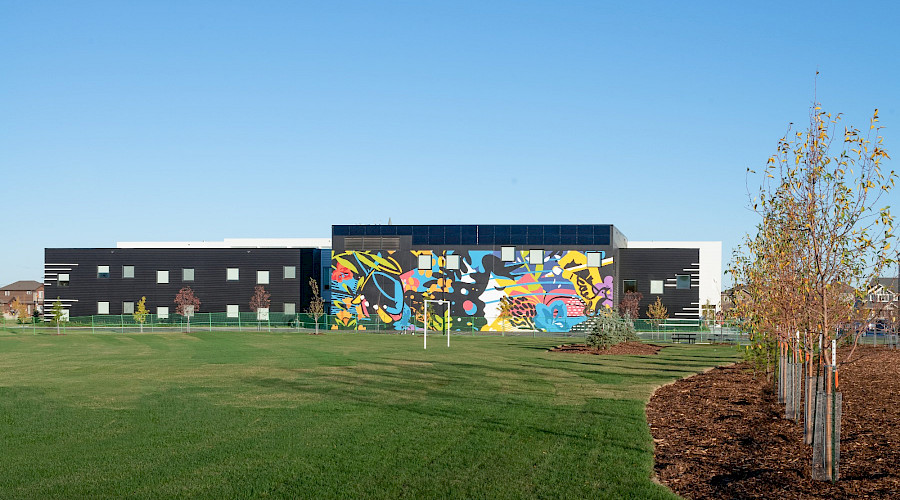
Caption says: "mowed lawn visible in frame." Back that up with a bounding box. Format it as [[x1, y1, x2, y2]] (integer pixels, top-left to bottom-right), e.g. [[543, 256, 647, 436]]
[[0, 331, 738, 499]]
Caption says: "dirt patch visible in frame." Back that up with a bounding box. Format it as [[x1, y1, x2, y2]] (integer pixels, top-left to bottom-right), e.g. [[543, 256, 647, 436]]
[[646, 345, 900, 499], [549, 341, 663, 356]]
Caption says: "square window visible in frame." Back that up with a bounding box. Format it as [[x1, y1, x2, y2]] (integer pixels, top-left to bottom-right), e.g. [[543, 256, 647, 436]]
[[157, 270, 169, 284], [183, 305, 195, 317], [157, 306, 169, 319], [676, 275, 691, 290], [528, 249, 543, 265], [26, 290, 31, 295], [446, 254, 460, 270], [257, 307, 269, 321], [227, 304, 239, 318], [183, 268, 194, 281], [418, 254, 432, 270], [650, 280, 664, 295], [97, 265, 110, 278], [58, 273, 69, 286], [284, 303, 296, 314], [623, 280, 637, 294], [257, 270, 270, 284], [98, 301, 109, 315], [501, 246, 515, 262], [284, 266, 296, 279], [61, 310, 69, 321], [123, 265, 134, 279], [123, 301, 134, 314], [227, 268, 239, 281], [586, 252, 602, 268]]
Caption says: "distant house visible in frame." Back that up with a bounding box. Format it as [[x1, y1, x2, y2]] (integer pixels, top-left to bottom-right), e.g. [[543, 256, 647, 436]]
[[0, 280, 44, 318], [866, 277, 899, 321]]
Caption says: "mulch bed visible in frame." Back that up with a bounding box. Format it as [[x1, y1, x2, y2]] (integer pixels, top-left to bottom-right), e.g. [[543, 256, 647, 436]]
[[646, 345, 900, 499], [549, 341, 663, 356]]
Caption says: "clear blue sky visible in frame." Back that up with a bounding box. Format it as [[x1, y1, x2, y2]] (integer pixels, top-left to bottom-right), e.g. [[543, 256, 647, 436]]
[[2, 0, 898, 287]]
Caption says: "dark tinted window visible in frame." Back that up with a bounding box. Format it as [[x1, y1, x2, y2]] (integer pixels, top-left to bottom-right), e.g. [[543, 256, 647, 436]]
[[544, 225, 560, 245], [429, 226, 444, 245], [444, 226, 461, 245], [494, 225, 511, 245], [477, 225, 495, 245], [396, 225, 413, 235], [623, 280, 637, 294], [526, 226, 543, 245], [460, 225, 477, 245], [349, 226, 365, 236], [333, 225, 349, 236]]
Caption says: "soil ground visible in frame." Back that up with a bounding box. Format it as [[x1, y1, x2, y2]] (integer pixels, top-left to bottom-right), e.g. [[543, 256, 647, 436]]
[[647, 345, 900, 499], [548, 341, 663, 356]]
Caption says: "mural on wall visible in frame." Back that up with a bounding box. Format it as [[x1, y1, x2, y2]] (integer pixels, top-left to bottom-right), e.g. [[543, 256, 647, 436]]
[[330, 249, 614, 332]]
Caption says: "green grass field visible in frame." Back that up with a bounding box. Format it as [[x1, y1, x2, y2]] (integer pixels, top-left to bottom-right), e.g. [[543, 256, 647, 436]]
[[0, 331, 738, 499]]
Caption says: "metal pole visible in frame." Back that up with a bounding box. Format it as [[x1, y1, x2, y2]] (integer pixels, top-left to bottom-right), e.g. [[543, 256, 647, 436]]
[[424, 301, 428, 349]]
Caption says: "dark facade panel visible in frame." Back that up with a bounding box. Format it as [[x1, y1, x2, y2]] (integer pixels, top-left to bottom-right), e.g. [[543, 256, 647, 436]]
[[44, 248, 318, 318], [618, 248, 700, 319]]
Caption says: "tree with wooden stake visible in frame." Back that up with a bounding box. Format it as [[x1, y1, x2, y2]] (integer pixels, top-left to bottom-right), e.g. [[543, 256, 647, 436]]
[[647, 296, 667, 338], [249, 285, 271, 331], [618, 291, 642, 321], [497, 296, 514, 333], [133, 296, 148, 333], [306, 278, 325, 334], [50, 298, 64, 335], [174, 287, 201, 333], [732, 96, 896, 482]]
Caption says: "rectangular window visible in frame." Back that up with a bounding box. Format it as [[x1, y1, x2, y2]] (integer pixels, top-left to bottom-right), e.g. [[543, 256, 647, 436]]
[[676, 275, 691, 290], [586, 252, 602, 268], [446, 254, 460, 270], [528, 249, 543, 265], [58, 273, 70, 286], [283, 266, 296, 279], [650, 280, 664, 295], [501, 246, 515, 262], [227, 304, 239, 318], [227, 268, 239, 281], [157, 270, 169, 284], [623, 280, 637, 294], [157, 306, 169, 319], [418, 254, 432, 270], [97, 265, 110, 278], [26, 290, 32, 295], [98, 301, 109, 315], [284, 303, 296, 314], [182, 268, 194, 281], [39, 291, 43, 299], [123, 301, 134, 314], [257, 270, 270, 284], [123, 265, 134, 279]]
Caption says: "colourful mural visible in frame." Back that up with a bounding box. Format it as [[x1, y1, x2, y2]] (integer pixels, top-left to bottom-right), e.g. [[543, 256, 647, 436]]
[[331, 249, 614, 332]]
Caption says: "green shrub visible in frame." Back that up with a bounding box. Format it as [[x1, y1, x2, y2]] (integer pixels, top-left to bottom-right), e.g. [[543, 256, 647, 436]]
[[584, 309, 639, 349]]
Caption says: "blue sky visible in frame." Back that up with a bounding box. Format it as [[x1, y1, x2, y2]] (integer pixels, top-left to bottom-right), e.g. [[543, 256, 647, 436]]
[[1, 0, 898, 287]]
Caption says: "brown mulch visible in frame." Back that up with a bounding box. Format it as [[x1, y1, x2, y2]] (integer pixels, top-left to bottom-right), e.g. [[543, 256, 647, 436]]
[[549, 341, 663, 356], [646, 345, 900, 499]]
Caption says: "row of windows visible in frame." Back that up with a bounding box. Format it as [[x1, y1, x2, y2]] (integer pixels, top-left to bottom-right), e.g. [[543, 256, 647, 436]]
[[58, 266, 297, 286], [98, 302, 297, 316], [414, 248, 605, 270], [622, 276, 691, 295], [334, 224, 613, 246]]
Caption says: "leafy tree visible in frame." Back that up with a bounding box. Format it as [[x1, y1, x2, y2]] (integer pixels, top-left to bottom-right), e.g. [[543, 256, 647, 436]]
[[618, 291, 643, 320], [50, 298, 64, 335], [133, 296, 148, 333], [731, 99, 896, 481], [249, 285, 271, 330], [496, 296, 514, 332], [174, 287, 201, 333], [9, 298, 26, 323], [647, 296, 668, 333], [306, 278, 325, 334]]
